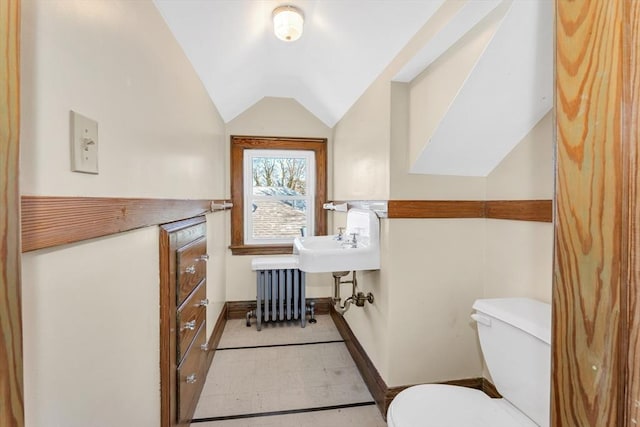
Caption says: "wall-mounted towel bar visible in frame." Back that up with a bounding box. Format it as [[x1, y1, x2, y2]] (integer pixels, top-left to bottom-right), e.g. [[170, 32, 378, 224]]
[[210, 201, 233, 211]]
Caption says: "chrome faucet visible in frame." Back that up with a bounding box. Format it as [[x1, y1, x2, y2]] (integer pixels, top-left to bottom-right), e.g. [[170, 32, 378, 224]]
[[349, 232, 358, 248], [335, 227, 345, 241]]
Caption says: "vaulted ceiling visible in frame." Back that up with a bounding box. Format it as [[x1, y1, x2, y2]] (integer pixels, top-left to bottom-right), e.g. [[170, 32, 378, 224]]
[[154, 0, 553, 176], [153, 0, 445, 127]]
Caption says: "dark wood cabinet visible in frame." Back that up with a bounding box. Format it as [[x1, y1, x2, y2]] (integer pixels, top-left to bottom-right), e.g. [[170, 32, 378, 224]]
[[160, 216, 209, 427]]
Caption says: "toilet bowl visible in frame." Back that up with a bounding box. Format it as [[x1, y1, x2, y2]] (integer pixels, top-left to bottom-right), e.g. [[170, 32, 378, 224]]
[[387, 298, 551, 427]]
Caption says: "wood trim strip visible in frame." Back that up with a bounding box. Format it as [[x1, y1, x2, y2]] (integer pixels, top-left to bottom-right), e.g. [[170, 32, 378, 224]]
[[485, 200, 552, 222], [226, 298, 331, 320], [0, 1, 24, 426], [388, 200, 485, 219], [330, 307, 387, 416], [387, 199, 552, 222], [20, 196, 223, 252]]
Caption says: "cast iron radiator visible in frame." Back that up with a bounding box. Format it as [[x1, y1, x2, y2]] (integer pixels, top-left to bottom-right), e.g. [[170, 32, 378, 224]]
[[249, 256, 315, 331]]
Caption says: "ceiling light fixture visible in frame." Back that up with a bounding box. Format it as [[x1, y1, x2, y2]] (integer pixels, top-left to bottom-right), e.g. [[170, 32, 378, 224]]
[[272, 5, 304, 42]]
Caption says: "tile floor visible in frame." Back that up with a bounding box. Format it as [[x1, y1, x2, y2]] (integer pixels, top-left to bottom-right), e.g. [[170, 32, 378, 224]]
[[191, 315, 387, 426]]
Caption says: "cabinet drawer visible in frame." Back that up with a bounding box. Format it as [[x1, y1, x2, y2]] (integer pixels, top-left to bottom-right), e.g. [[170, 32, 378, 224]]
[[177, 279, 207, 362], [177, 323, 207, 423], [176, 236, 207, 304]]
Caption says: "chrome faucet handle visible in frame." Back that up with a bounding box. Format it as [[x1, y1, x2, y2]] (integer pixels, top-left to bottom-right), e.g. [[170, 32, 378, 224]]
[[336, 227, 345, 241], [350, 232, 358, 248]]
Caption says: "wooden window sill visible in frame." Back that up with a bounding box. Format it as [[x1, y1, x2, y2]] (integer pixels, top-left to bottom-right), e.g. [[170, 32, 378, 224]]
[[229, 245, 294, 255]]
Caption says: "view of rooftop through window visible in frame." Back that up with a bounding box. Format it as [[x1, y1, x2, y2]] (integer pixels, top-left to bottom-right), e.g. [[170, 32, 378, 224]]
[[248, 154, 313, 242]]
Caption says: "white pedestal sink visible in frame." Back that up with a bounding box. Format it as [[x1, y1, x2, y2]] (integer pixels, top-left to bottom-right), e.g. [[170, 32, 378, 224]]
[[293, 208, 380, 273]]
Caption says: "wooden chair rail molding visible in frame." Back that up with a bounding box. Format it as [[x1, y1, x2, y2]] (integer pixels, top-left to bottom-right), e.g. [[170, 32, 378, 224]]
[[21, 196, 231, 252], [330, 200, 553, 222]]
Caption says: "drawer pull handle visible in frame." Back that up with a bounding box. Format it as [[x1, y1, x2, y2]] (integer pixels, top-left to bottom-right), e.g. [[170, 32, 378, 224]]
[[185, 265, 196, 274], [186, 374, 197, 384], [200, 344, 209, 352], [199, 298, 209, 307], [198, 254, 210, 262], [182, 320, 196, 331]]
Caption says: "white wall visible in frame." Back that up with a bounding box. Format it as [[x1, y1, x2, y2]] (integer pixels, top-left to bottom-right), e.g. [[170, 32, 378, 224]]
[[224, 97, 334, 302], [408, 5, 506, 168], [20, 1, 226, 425]]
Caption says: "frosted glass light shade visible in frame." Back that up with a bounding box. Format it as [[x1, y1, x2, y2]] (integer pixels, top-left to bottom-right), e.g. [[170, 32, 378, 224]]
[[273, 6, 304, 42]]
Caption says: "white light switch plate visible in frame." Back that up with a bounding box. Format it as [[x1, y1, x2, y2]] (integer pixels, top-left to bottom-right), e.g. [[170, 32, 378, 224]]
[[70, 111, 99, 174]]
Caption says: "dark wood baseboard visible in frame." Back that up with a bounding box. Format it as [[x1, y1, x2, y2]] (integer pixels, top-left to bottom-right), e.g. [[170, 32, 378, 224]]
[[226, 300, 255, 319], [226, 297, 332, 320], [330, 307, 388, 415], [481, 377, 501, 398], [330, 305, 499, 419], [385, 377, 501, 412], [205, 304, 228, 368]]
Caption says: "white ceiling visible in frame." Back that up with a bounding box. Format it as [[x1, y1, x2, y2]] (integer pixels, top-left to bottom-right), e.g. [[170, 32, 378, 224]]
[[154, 0, 553, 177], [153, 0, 445, 127]]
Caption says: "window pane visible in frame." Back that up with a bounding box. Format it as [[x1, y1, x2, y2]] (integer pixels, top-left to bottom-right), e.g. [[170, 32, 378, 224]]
[[250, 199, 307, 240], [251, 157, 307, 196]]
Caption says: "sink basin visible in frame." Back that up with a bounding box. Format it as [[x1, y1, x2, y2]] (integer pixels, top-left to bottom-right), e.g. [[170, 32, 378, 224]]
[[293, 208, 380, 273]]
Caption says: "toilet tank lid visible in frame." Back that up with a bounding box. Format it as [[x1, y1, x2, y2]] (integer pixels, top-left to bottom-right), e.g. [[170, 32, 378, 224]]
[[473, 298, 551, 344]]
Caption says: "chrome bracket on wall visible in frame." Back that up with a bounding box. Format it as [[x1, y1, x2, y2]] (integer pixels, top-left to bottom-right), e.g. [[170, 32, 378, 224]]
[[323, 200, 388, 218]]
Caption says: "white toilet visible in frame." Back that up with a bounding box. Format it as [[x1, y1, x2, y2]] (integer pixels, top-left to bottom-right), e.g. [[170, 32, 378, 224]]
[[387, 297, 551, 427]]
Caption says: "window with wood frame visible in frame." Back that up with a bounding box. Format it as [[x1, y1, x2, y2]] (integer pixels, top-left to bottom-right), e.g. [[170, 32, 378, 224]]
[[230, 136, 327, 255]]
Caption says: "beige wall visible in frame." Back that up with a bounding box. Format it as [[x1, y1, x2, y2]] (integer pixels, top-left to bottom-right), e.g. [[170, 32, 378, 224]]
[[20, 1, 226, 425], [330, 4, 480, 387], [332, 77, 391, 201], [22, 229, 161, 427], [386, 83, 487, 386], [485, 113, 554, 304], [224, 97, 334, 301], [486, 112, 554, 200], [332, 3, 554, 389], [386, 219, 485, 386]]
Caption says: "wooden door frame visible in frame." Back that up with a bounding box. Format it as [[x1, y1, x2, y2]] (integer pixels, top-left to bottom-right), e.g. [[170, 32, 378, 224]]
[[0, 1, 23, 426], [553, 1, 639, 425]]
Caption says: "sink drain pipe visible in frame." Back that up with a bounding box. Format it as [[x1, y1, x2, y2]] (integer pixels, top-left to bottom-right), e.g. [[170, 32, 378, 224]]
[[332, 271, 374, 315]]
